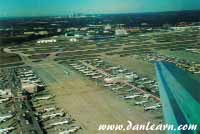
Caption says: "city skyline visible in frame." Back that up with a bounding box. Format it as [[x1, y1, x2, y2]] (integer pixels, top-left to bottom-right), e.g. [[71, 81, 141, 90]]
[[0, 0, 200, 17]]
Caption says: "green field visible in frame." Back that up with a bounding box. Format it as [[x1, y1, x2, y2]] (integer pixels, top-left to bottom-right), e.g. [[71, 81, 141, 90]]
[[0, 48, 22, 64]]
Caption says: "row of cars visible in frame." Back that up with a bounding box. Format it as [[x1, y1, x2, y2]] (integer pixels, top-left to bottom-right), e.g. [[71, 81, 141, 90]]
[[67, 58, 162, 113]]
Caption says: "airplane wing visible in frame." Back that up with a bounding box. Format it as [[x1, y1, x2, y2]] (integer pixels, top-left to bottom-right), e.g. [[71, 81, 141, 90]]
[[155, 62, 200, 134]]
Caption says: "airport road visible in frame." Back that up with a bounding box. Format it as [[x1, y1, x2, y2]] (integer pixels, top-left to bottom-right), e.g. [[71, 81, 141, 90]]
[[31, 61, 164, 134]]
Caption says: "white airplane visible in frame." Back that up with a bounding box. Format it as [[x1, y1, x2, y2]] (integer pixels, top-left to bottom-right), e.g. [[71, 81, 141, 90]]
[[59, 126, 81, 134], [31, 79, 41, 83], [104, 84, 114, 87], [41, 112, 65, 120], [39, 107, 57, 113], [85, 72, 98, 76], [76, 67, 85, 70], [24, 74, 34, 77], [92, 75, 102, 79], [46, 119, 70, 129], [0, 114, 14, 123], [143, 94, 151, 99], [35, 95, 55, 101], [79, 69, 89, 72], [0, 98, 10, 104], [0, 127, 15, 134], [73, 66, 84, 70], [111, 87, 123, 91], [69, 63, 77, 66], [123, 95, 141, 99], [82, 71, 93, 74], [144, 104, 161, 111], [0, 90, 11, 97], [144, 81, 155, 84], [135, 101, 148, 105], [24, 70, 33, 74]]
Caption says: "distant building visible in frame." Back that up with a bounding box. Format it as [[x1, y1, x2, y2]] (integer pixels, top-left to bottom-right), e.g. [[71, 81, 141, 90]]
[[57, 28, 62, 33], [22, 82, 38, 94], [104, 24, 112, 30], [37, 39, 57, 44], [24, 32, 35, 35], [115, 29, 128, 36], [24, 31, 48, 35], [37, 31, 49, 35], [69, 38, 78, 42]]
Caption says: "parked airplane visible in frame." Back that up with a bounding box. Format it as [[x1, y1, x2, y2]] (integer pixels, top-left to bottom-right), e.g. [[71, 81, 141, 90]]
[[39, 107, 57, 113], [135, 101, 148, 105], [144, 104, 161, 111], [0, 114, 14, 123], [41, 112, 65, 120], [0, 127, 15, 134], [46, 119, 70, 129], [59, 126, 81, 134], [92, 75, 103, 79], [143, 94, 151, 99], [111, 87, 123, 91], [35, 95, 55, 101], [123, 94, 141, 99], [0, 90, 11, 97], [0, 98, 10, 104], [104, 84, 115, 87]]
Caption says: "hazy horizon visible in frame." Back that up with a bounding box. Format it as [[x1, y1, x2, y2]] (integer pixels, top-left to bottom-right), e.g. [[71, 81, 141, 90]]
[[0, 0, 200, 17]]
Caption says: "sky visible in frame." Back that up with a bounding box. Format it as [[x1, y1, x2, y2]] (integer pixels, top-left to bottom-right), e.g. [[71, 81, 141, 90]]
[[0, 0, 200, 17]]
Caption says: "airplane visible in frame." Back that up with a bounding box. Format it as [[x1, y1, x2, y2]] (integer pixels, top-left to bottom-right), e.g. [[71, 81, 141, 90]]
[[123, 94, 142, 99], [143, 94, 151, 99], [24, 70, 33, 74], [41, 112, 65, 120], [34, 95, 55, 101], [117, 69, 127, 73], [0, 90, 11, 97], [31, 79, 42, 83], [144, 104, 161, 111], [79, 69, 89, 72], [0, 98, 10, 104], [104, 84, 115, 87], [0, 114, 14, 123], [76, 67, 85, 70], [24, 74, 34, 77], [69, 63, 77, 66], [85, 72, 98, 76], [92, 75, 103, 79], [0, 127, 15, 134], [46, 119, 70, 129], [143, 80, 155, 84], [111, 87, 123, 91], [140, 77, 148, 81], [59, 126, 81, 134], [82, 71, 93, 74], [73, 66, 84, 70], [39, 107, 57, 113], [135, 101, 148, 105]]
